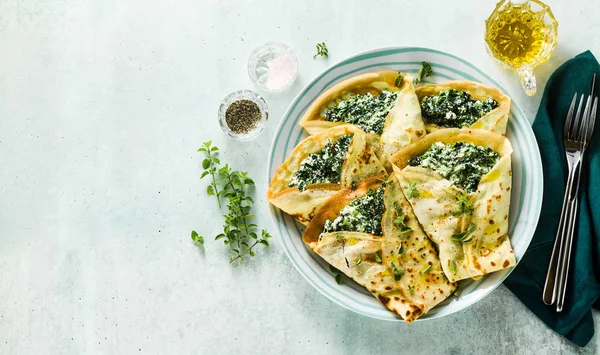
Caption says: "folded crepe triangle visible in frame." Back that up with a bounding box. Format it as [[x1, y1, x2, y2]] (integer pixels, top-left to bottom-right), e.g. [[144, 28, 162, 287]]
[[267, 125, 385, 225], [391, 128, 516, 283], [303, 176, 456, 323]]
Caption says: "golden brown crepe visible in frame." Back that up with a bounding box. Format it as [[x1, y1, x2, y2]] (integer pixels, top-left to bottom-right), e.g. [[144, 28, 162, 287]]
[[298, 71, 426, 169], [303, 176, 456, 323], [416, 81, 511, 134], [391, 128, 516, 283], [267, 125, 385, 225]]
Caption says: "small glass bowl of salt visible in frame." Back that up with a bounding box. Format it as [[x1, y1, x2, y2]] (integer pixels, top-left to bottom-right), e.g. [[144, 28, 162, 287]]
[[248, 42, 298, 92]]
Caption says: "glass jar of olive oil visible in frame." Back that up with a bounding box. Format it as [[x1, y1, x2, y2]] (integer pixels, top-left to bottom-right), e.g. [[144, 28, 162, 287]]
[[485, 0, 558, 96]]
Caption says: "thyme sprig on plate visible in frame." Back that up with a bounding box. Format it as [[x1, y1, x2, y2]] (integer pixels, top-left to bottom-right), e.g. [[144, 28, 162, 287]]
[[451, 223, 476, 243], [193, 141, 271, 263], [414, 61, 433, 85], [395, 72, 404, 87], [405, 181, 420, 199], [454, 191, 474, 217], [313, 42, 329, 59], [330, 265, 343, 285]]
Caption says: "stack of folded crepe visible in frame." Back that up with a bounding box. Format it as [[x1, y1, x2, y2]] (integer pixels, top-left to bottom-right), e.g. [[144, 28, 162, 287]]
[[268, 71, 516, 322]]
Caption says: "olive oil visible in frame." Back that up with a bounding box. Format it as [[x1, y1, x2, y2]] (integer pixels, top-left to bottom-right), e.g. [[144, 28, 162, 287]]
[[485, 1, 558, 69], [485, 0, 558, 95]]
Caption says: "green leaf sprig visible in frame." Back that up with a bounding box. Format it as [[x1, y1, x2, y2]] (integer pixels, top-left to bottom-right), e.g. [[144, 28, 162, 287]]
[[191, 231, 204, 247], [451, 223, 476, 243], [405, 181, 420, 199], [193, 141, 271, 263], [199, 141, 222, 208], [313, 42, 329, 59], [453, 192, 474, 217], [414, 61, 433, 85], [395, 72, 404, 87], [330, 265, 343, 285], [355, 254, 362, 266], [453, 284, 462, 297], [375, 250, 382, 263], [391, 262, 405, 281], [393, 203, 412, 238], [421, 264, 432, 275], [449, 260, 457, 273]]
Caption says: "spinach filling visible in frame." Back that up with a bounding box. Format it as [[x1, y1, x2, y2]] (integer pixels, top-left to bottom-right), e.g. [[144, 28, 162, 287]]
[[408, 142, 499, 193], [322, 185, 385, 236], [289, 134, 354, 192], [324, 90, 398, 135], [420, 89, 498, 128]]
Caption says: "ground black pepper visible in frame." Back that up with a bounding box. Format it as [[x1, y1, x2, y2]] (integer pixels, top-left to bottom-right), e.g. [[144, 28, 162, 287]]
[[225, 100, 261, 134]]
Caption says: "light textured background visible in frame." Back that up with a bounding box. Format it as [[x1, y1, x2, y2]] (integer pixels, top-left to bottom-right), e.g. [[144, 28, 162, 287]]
[[0, 0, 599, 354]]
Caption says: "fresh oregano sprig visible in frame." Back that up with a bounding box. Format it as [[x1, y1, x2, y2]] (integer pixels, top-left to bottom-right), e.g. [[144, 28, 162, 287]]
[[313, 42, 329, 59], [395, 72, 404, 87], [193, 141, 271, 263], [453, 192, 474, 217], [191, 230, 204, 248], [451, 223, 476, 243], [405, 181, 420, 199], [199, 141, 222, 208], [414, 61, 433, 85]]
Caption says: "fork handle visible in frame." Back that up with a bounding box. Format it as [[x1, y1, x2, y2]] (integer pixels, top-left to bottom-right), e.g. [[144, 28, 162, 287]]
[[542, 159, 579, 305], [542, 182, 572, 304], [556, 198, 579, 311], [556, 159, 584, 311]]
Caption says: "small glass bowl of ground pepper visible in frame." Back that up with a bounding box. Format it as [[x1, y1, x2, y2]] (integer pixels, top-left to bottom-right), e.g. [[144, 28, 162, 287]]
[[218, 90, 268, 141]]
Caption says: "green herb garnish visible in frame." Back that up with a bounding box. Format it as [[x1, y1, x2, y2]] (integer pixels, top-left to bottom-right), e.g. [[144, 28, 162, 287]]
[[199, 141, 222, 207], [391, 263, 405, 281], [405, 182, 420, 199], [355, 255, 362, 266], [449, 260, 457, 273], [453, 285, 462, 297], [195, 141, 271, 263], [313, 42, 329, 59], [451, 223, 477, 243], [422, 264, 432, 275], [375, 250, 382, 263], [395, 72, 404, 87], [454, 192, 474, 217], [408, 284, 415, 297], [398, 244, 404, 254], [393, 214, 406, 226], [191, 230, 204, 248], [330, 265, 344, 285], [393, 205, 413, 239], [414, 61, 433, 85]]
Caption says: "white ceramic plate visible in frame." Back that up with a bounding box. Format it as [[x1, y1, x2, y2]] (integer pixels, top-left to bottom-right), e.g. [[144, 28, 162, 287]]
[[266, 46, 543, 321]]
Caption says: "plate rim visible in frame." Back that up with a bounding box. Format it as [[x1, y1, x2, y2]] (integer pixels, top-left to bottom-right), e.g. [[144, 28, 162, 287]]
[[266, 45, 544, 322]]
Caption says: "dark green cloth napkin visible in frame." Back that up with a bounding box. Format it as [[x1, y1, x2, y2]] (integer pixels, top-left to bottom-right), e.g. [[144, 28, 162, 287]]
[[504, 51, 600, 347]]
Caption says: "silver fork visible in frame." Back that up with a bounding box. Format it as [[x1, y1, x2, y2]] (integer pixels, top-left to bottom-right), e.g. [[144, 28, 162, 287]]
[[543, 75, 598, 309]]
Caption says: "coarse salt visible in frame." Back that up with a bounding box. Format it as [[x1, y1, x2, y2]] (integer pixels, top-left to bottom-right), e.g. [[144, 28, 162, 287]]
[[266, 56, 295, 91]]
